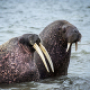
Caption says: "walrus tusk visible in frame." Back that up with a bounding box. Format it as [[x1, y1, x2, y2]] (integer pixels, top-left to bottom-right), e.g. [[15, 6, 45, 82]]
[[66, 43, 71, 52], [33, 43, 50, 72], [75, 42, 78, 51], [39, 43, 54, 72]]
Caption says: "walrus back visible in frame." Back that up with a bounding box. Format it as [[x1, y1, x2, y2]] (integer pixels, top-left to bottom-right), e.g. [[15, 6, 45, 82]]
[[0, 37, 40, 83]]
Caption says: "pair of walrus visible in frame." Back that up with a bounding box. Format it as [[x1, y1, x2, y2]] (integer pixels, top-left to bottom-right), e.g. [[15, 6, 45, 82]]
[[0, 20, 81, 83]]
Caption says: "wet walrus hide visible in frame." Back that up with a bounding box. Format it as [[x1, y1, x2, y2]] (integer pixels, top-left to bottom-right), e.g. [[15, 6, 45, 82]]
[[34, 20, 81, 79]]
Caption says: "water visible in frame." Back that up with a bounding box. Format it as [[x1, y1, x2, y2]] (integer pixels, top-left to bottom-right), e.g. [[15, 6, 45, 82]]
[[0, 0, 90, 89]]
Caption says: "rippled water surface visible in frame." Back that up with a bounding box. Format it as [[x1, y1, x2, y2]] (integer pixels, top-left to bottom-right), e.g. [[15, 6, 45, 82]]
[[0, 0, 90, 90]]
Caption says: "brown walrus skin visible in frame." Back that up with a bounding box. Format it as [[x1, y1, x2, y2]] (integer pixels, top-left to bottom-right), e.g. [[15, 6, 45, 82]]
[[0, 34, 41, 83], [0, 34, 54, 83], [34, 20, 81, 79]]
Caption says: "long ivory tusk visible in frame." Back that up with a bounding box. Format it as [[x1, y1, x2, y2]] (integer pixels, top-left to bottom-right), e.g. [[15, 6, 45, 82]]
[[75, 42, 78, 51], [33, 43, 50, 72], [39, 43, 54, 72], [66, 43, 71, 52]]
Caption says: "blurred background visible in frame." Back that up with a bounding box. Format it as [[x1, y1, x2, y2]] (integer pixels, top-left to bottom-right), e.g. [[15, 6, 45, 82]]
[[0, 0, 90, 90]]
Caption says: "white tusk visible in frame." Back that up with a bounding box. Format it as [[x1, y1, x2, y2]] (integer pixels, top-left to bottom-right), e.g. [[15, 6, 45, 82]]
[[39, 43, 54, 72], [66, 43, 71, 52], [33, 43, 50, 72], [75, 42, 78, 51]]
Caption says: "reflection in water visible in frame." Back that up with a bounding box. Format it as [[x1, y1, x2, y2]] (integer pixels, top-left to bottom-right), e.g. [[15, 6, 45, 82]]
[[0, 0, 90, 90]]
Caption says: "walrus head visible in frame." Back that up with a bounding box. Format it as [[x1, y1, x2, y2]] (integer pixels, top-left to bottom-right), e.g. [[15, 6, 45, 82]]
[[18, 34, 54, 72], [61, 24, 81, 52]]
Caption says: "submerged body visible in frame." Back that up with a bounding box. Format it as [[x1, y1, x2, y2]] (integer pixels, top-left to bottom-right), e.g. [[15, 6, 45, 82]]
[[0, 34, 54, 83], [34, 20, 81, 79]]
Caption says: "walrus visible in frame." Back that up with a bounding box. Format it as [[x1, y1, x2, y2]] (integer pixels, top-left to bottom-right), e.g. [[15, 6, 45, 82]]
[[34, 20, 81, 79], [0, 34, 54, 83]]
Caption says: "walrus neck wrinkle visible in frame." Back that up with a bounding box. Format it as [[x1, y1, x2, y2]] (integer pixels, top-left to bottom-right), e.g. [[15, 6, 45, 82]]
[[17, 43, 35, 62]]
